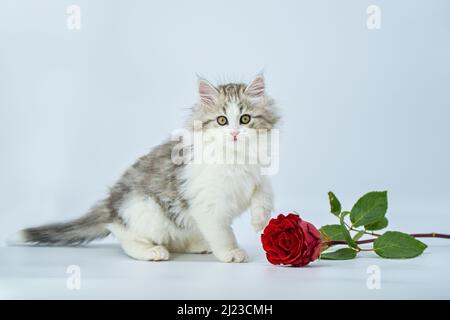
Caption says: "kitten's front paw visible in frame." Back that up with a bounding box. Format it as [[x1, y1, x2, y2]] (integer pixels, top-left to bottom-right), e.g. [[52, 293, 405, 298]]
[[251, 206, 271, 232], [215, 248, 248, 263]]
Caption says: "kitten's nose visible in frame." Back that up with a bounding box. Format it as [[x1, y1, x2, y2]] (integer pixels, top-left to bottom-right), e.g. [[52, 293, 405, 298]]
[[230, 130, 240, 141]]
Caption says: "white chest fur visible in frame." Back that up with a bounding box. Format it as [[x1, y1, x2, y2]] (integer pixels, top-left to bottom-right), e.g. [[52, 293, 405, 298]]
[[183, 163, 262, 217]]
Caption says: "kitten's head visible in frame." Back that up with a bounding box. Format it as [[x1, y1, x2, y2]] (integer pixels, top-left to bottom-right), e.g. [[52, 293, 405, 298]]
[[188, 75, 280, 139]]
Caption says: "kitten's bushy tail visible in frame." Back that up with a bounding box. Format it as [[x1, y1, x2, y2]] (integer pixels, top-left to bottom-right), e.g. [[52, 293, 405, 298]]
[[13, 200, 114, 246]]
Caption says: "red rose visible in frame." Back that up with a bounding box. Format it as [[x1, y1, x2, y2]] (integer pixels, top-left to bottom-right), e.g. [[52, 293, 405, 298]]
[[261, 213, 322, 267]]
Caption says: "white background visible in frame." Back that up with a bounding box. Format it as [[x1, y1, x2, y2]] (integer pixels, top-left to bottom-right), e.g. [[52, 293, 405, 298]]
[[1, 0, 450, 299]]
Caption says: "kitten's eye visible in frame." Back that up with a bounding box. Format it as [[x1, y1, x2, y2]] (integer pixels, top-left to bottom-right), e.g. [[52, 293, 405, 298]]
[[217, 116, 228, 126], [240, 114, 251, 125]]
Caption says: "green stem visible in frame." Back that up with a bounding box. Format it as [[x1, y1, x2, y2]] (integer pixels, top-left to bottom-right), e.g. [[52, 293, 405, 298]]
[[346, 222, 381, 237], [324, 233, 450, 246], [357, 248, 374, 252]]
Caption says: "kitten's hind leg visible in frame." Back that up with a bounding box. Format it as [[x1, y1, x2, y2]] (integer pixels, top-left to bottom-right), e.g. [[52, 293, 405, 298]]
[[107, 223, 170, 261]]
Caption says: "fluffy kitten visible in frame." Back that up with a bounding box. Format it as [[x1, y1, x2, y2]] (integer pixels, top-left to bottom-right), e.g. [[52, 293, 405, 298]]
[[16, 75, 280, 263]]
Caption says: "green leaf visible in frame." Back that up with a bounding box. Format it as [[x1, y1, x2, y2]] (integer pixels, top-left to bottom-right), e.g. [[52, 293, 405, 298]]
[[365, 217, 389, 231], [319, 224, 346, 241], [353, 230, 365, 241], [321, 248, 357, 260], [374, 231, 427, 259], [350, 191, 388, 228], [328, 191, 342, 217], [340, 212, 358, 249]]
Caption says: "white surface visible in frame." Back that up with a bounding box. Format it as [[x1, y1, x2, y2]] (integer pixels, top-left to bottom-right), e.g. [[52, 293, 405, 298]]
[[1, 239, 449, 300]]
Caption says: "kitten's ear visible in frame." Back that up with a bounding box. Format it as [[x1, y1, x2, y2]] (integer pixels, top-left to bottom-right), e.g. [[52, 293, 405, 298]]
[[245, 74, 265, 98], [198, 78, 219, 106]]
